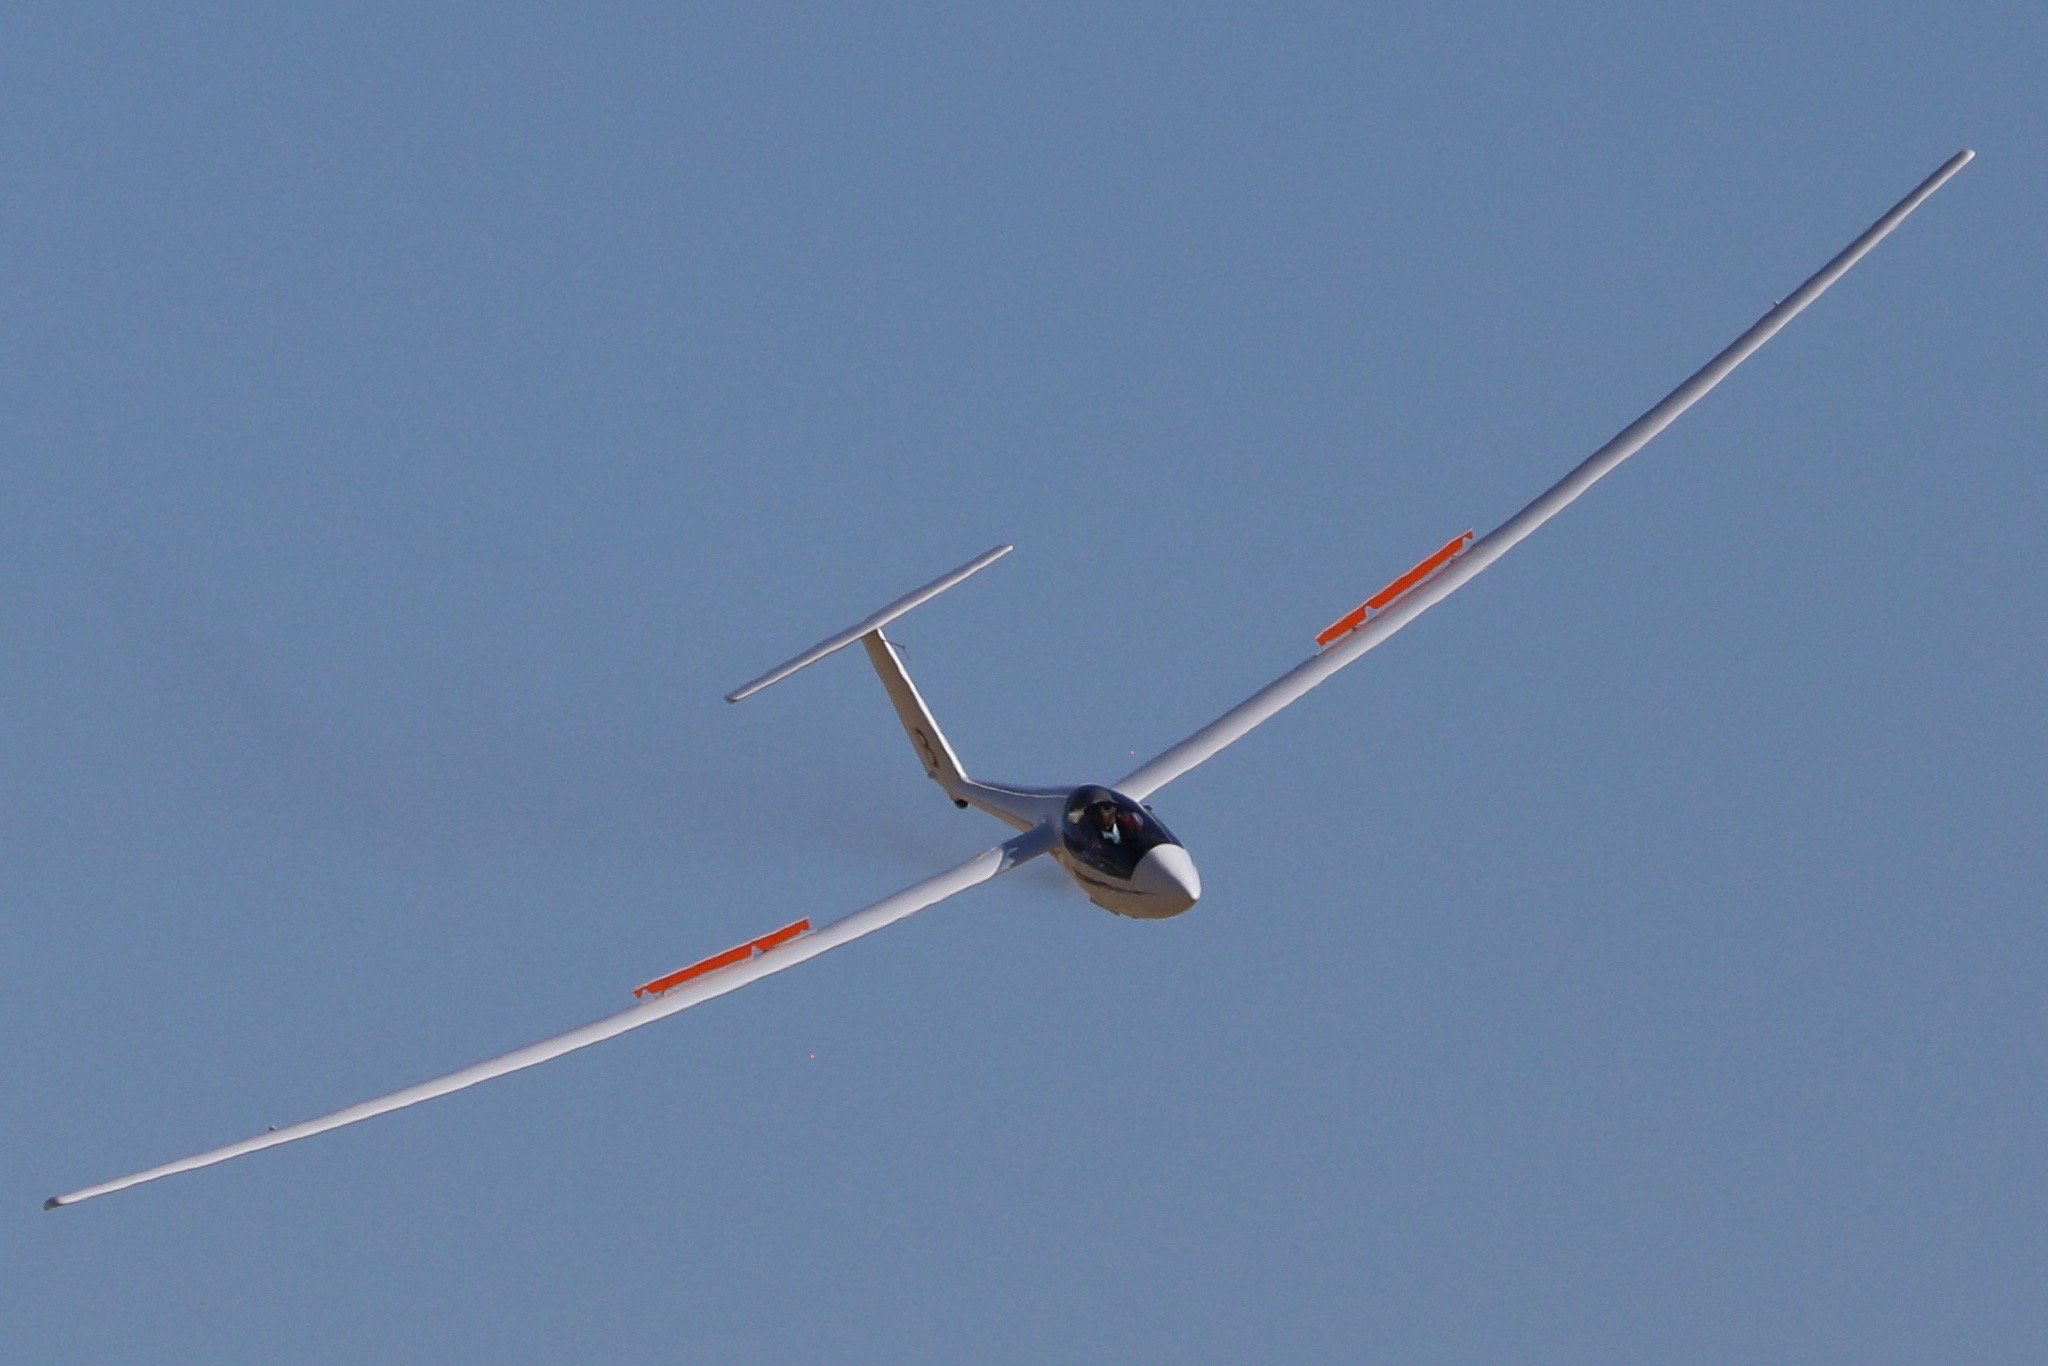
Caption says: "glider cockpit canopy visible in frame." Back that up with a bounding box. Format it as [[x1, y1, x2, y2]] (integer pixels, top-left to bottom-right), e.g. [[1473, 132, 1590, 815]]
[[1061, 785, 1180, 881]]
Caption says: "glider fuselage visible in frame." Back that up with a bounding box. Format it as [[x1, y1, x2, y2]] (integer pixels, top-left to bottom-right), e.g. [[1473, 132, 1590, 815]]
[[1048, 784, 1202, 919], [918, 769, 1203, 919]]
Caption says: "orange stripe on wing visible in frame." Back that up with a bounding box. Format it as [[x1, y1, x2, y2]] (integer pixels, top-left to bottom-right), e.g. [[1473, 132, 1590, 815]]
[[633, 945, 751, 999], [1315, 531, 1475, 648], [632, 918, 815, 999], [749, 918, 812, 954]]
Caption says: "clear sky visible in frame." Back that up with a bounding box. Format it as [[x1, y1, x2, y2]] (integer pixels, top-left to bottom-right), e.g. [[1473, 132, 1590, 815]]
[[6, 4, 2042, 1361]]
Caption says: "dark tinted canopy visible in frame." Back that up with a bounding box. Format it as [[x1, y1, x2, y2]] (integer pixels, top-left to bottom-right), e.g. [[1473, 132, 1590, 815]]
[[1060, 786, 1180, 881]]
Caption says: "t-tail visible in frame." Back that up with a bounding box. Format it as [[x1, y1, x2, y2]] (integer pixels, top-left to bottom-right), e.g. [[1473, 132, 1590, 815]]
[[726, 545, 1067, 831]]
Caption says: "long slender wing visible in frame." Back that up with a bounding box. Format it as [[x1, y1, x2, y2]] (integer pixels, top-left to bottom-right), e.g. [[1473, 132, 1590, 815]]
[[1119, 149, 1973, 802], [47, 825, 1055, 1209]]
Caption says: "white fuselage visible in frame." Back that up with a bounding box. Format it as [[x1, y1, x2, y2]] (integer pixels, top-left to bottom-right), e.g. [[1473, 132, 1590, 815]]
[[938, 775, 1203, 918], [1052, 838, 1203, 919]]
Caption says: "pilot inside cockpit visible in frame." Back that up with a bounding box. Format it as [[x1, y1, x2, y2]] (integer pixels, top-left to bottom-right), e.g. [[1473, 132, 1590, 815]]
[[1063, 786, 1179, 880], [1088, 797, 1125, 844]]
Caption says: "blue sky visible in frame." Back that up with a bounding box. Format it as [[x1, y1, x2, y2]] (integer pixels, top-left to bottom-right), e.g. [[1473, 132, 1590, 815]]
[[5, 4, 2042, 1360]]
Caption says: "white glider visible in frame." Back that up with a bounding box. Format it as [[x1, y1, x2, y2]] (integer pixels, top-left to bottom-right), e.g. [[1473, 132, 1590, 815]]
[[47, 149, 1973, 1209]]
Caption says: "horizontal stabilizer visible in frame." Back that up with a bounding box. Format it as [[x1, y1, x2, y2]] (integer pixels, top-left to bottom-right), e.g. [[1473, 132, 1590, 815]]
[[726, 545, 1012, 702]]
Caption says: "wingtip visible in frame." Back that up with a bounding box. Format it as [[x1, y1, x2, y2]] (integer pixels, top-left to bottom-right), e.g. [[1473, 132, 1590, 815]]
[[43, 1195, 63, 1211]]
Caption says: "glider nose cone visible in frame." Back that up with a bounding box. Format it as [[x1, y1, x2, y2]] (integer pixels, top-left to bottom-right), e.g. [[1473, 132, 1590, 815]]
[[1132, 844, 1201, 916]]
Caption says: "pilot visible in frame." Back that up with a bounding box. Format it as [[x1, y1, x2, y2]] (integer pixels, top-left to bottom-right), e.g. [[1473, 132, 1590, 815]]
[[1088, 799, 1123, 844]]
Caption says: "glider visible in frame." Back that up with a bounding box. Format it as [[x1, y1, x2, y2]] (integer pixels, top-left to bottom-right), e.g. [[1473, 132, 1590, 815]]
[[47, 149, 1973, 1209]]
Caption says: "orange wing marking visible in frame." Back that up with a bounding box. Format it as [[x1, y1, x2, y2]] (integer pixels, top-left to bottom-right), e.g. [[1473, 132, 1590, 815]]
[[632, 917, 815, 999], [1315, 530, 1475, 649]]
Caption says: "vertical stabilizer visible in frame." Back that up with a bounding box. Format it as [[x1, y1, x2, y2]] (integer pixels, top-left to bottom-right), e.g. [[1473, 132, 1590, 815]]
[[723, 543, 1059, 829], [862, 630, 969, 796]]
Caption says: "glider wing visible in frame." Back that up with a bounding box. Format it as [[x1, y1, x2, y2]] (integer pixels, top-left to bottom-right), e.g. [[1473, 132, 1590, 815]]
[[1117, 150, 1973, 802], [47, 824, 1055, 1209]]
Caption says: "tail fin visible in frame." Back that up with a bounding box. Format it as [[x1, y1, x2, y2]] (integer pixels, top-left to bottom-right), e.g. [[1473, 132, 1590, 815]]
[[725, 545, 1009, 802], [861, 631, 968, 793]]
